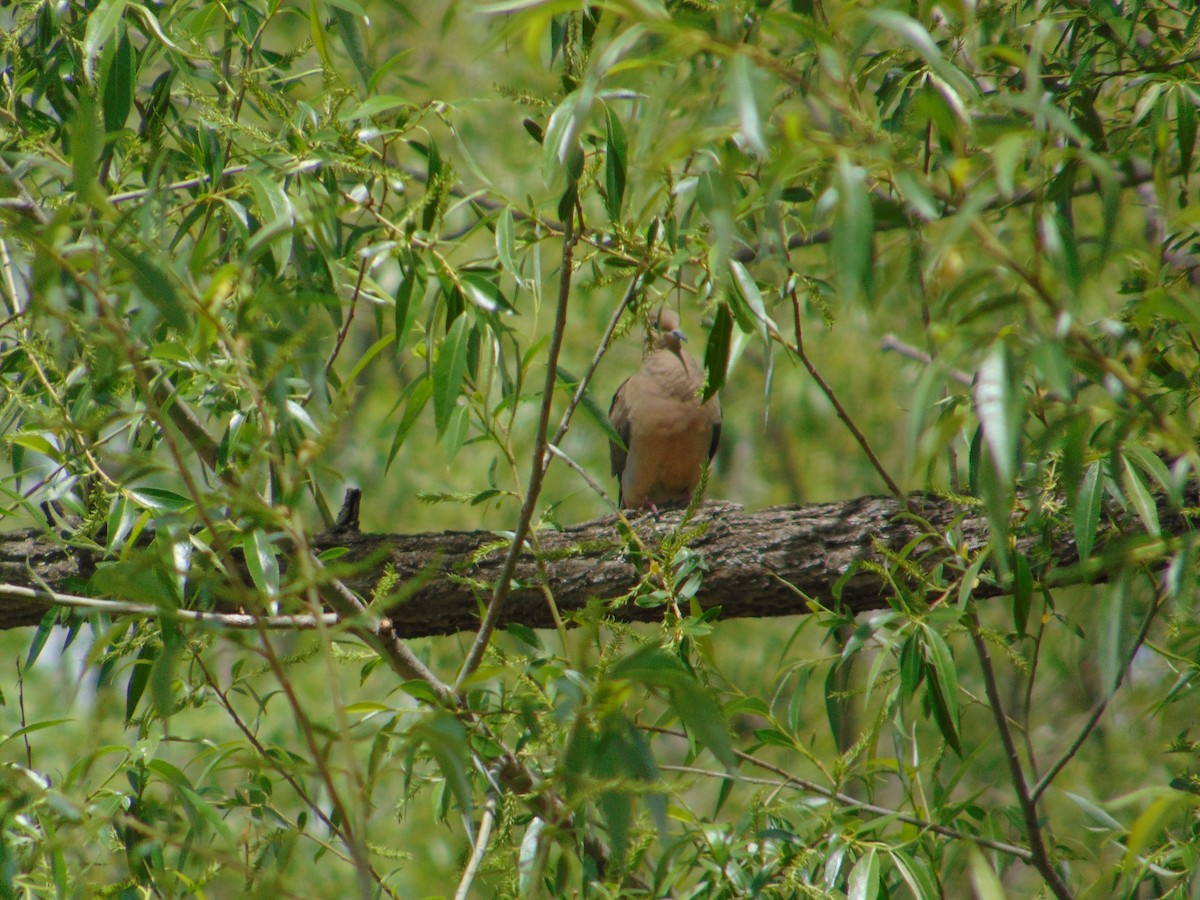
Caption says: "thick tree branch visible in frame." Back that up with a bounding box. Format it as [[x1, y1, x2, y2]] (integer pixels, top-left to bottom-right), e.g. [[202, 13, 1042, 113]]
[[2, 491, 1188, 634]]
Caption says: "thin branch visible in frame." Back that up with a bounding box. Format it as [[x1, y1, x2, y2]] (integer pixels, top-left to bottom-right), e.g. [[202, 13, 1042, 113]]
[[656, 762, 1034, 862], [880, 333, 974, 387], [108, 165, 251, 205], [548, 272, 639, 449], [0, 582, 340, 629], [325, 255, 368, 379], [0, 157, 50, 226], [789, 288, 906, 501], [193, 657, 369, 874], [968, 610, 1073, 900], [733, 161, 1158, 263], [454, 789, 499, 900], [1029, 583, 1164, 803], [455, 203, 578, 692]]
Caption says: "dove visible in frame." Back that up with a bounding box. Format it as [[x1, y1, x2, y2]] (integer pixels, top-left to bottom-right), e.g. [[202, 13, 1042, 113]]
[[608, 310, 722, 509]]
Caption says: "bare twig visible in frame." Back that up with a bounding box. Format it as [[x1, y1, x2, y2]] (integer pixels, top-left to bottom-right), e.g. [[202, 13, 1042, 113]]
[[789, 289, 906, 501], [454, 789, 499, 900], [0, 157, 50, 226], [548, 273, 639, 449], [967, 609, 1073, 900], [0, 583, 340, 628], [881, 333, 974, 387], [455, 203, 578, 692], [1030, 582, 1164, 803], [656, 761, 1034, 862]]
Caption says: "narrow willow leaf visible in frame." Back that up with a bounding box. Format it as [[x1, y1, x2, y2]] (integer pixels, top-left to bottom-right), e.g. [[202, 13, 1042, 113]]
[[125, 642, 156, 723], [542, 91, 584, 185], [702, 303, 732, 402], [968, 846, 1006, 900], [1075, 462, 1103, 561], [1012, 552, 1032, 635], [1121, 454, 1160, 536], [106, 495, 137, 555], [1099, 577, 1126, 694], [308, 0, 333, 71], [247, 172, 294, 273], [1123, 792, 1189, 871], [244, 529, 280, 597], [555, 366, 623, 446], [414, 714, 474, 824], [332, 8, 372, 89], [1123, 443, 1173, 501], [832, 155, 874, 302], [847, 848, 880, 900], [386, 376, 432, 469], [603, 105, 627, 223], [731, 54, 765, 158], [1178, 87, 1197, 179], [518, 817, 545, 897], [432, 314, 471, 435], [101, 30, 134, 134], [974, 346, 1014, 485], [496, 207, 519, 277], [922, 626, 962, 755], [129, 488, 193, 512], [83, 0, 128, 83], [116, 247, 188, 331], [889, 849, 940, 900], [393, 265, 418, 347]]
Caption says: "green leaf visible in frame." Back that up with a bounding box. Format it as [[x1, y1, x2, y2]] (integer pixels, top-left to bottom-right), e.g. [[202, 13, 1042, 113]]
[[968, 846, 1007, 900], [701, 303, 732, 402], [101, 29, 134, 134], [386, 375, 432, 469], [603, 105, 627, 223], [496, 207, 519, 278], [340, 95, 412, 122], [898, 633, 924, 701], [1178, 87, 1197, 180], [243, 529, 280, 598], [1121, 454, 1160, 537], [83, 0, 128, 83], [556, 366, 623, 447], [1123, 444, 1173, 505], [248, 172, 294, 274], [542, 91, 586, 186], [332, 7, 372, 89], [868, 11, 978, 101], [115, 247, 188, 331], [922, 626, 962, 755], [1012, 552, 1032, 635], [393, 260, 421, 347], [125, 642, 156, 723], [413, 713, 474, 822], [848, 848, 880, 900], [608, 647, 735, 769], [730, 54, 765, 158], [1123, 791, 1189, 870], [832, 154, 874, 302], [974, 345, 1016, 485], [1075, 462, 1103, 561], [128, 488, 194, 512], [105, 497, 135, 557], [432, 314, 471, 436], [888, 849, 940, 900]]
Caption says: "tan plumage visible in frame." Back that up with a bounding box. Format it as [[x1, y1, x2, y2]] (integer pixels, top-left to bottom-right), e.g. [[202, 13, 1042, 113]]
[[608, 310, 722, 509]]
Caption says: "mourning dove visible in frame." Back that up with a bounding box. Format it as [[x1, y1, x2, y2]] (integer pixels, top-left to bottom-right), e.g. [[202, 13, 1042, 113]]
[[608, 310, 722, 509]]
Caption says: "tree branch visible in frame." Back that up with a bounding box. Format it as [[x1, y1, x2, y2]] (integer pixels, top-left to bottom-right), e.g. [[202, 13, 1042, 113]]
[[3, 490, 1189, 635]]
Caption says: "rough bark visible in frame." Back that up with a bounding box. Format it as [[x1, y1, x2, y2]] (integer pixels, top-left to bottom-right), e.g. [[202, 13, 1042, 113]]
[[0, 493, 1090, 635]]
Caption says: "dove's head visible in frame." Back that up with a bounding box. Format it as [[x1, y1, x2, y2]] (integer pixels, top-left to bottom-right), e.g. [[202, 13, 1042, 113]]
[[652, 309, 687, 351]]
